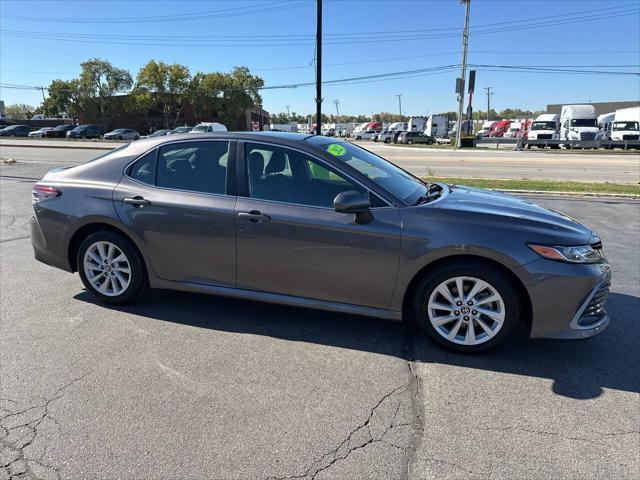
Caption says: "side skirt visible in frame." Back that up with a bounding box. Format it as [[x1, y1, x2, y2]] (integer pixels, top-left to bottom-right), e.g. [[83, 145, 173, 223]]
[[150, 278, 403, 321]]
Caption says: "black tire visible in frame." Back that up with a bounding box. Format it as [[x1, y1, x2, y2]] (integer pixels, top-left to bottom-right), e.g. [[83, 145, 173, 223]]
[[411, 260, 521, 353], [77, 230, 147, 304], [427, 139, 434, 145], [384, 138, 391, 143], [407, 139, 413, 145]]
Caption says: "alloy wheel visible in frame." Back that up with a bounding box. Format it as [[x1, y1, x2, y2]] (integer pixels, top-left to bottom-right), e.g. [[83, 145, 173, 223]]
[[427, 276, 505, 346], [83, 241, 131, 296]]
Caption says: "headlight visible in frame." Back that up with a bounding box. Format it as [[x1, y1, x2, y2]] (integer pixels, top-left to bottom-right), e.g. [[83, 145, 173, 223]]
[[528, 244, 603, 264]]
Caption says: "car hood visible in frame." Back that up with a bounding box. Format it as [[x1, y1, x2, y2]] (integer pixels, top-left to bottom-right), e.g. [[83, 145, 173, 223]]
[[434, 184, 593, 245]]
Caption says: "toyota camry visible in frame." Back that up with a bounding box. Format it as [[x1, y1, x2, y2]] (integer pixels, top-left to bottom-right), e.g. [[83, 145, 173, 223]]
[[30, 132, 611, 352]]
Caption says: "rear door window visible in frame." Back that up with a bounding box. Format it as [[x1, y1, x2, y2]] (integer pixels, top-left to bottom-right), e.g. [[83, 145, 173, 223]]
[[128, 150, 156, 185], [156, 141, 229, 195]]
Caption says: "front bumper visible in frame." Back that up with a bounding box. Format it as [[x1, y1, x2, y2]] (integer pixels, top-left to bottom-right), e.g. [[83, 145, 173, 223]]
[[514, 258, 611, 340]]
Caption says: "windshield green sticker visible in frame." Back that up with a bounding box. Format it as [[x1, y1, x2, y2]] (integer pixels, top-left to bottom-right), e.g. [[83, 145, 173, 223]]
[[327, 144, 347, 156]]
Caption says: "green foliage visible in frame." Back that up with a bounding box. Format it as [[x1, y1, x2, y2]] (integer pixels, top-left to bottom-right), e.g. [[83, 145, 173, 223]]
[[5, 103, 38, 120], [133, 60, 191, 129], [42, 79, 81, 118]]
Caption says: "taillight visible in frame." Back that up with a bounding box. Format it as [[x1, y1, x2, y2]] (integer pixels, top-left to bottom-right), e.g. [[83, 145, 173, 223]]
[[32, 184, 61, 202]]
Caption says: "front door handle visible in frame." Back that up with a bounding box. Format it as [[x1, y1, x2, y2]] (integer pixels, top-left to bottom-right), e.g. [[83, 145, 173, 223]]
[[123, 196, 151, 207], [237, 210, 271, 223]]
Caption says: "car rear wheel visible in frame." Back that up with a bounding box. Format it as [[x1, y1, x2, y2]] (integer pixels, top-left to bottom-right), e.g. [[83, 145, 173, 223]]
[[407, 139, 413, 144], [77, 231, 147, 304], [412, 261, 521, 353]]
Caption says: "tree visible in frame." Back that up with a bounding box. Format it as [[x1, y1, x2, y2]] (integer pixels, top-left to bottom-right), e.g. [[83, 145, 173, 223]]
[[78, 58, 133, 123], [189, 66, 264, 129], [5, 103, 37, 120], [133, 60, 191, 129], [42, 79, 81, 118]]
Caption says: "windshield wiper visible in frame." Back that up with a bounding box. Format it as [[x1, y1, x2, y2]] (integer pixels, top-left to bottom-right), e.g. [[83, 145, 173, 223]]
[[412, 183, 443, 205]]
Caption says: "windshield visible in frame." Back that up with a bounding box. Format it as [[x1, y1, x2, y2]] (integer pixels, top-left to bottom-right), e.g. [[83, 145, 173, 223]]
[[192, 125, 208, 132], [307, 138, 429, 205], [571, 119, 597, 127], [612, 121, 639, 131], [531, 121, 556, 130], [111, 129, 125, 133]]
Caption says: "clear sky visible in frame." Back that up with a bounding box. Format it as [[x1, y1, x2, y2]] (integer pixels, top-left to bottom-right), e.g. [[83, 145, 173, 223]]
[[1, 0, 639, 117]]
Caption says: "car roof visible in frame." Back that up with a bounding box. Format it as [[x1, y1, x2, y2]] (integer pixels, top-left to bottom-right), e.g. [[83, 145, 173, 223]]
[[121, 131, 332, 158]]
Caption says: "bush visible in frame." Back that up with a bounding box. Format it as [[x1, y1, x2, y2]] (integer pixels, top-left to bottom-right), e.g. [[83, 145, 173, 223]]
[[449, 136, 476, 148]]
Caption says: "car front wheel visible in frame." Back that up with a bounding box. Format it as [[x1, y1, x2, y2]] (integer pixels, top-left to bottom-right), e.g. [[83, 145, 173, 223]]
[[412, 261, 521, 353], [407, 139, 413, 144], [77, 231, 147, 304]]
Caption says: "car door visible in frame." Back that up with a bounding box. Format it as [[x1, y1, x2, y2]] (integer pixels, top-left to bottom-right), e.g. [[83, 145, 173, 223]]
[[234, 141, 402, 309], [113, 140, 237, 287]]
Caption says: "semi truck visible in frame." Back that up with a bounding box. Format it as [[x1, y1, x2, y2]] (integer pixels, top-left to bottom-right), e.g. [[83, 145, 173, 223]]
[[560, 105, 599, 145], [488, 120, 511, 137], [610, 106, 640, 142], [527, 113, 559, 148], [425, 115, 448, 138], [407, 116, 428, 132]]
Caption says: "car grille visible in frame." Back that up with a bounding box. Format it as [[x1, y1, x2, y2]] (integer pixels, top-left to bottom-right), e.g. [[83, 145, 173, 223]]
[[577, 283, 609, 327], [580, 132, 596, 140], [537, 134, 553, 139], [622, 134, 639, 141]]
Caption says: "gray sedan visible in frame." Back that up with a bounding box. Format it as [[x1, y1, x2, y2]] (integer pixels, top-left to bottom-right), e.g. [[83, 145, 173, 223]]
[[30, 132, 610, 352]]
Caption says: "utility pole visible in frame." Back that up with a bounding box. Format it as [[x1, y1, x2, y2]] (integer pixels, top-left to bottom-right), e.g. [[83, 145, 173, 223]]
[[315, 0, 323, 135], [484, 87, 494, 121], [39, 86, 46, 103], [395, 94, 403, 118], [455, 0, 471, 148], [286, 105, 291, 118], [333, 99, 340, 117]]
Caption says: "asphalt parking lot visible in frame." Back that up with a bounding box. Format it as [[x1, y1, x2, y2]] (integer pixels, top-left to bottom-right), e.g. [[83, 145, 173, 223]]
[[1, 157, 639, 479]]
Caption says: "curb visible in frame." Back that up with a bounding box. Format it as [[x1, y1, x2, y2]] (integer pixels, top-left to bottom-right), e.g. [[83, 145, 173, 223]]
[[494, 189, 639, 199], [0, 142, 117, 151]]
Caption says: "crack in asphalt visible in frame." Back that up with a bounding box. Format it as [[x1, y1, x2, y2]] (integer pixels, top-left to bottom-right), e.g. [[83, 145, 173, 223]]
[[266, 330, 426, 480], [265, 384, 411, 480], [0, 372, 91, 480], [401, 330, 424, 480]]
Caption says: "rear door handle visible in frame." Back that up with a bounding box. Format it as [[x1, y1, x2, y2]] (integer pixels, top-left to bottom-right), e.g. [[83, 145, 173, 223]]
[[123, 196, 151, 207], [237, 210, 271, 223]]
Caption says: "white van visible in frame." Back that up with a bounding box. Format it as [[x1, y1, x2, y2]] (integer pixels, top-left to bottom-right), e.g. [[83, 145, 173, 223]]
[[560, 105, 599, 144], [189, 122, 228, 133], [610, 107, 640, 141]]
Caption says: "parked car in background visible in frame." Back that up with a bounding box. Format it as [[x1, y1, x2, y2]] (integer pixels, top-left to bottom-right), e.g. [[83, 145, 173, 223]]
[[45, 124, 76, 138], [190, 122, 228, 133], [28, 127, 54, 138], [103, 128, 140, 141], [30, 132, 611, 353], [145, 129, 171, 138], [0, 125, 32, 137], [67, 125, 101, 139], [374, 130, 391, 142], [399, 131, 434, 145], [392, 131, 405, 143], [354, 129, 380, 140], [169, 126, 193, 135]]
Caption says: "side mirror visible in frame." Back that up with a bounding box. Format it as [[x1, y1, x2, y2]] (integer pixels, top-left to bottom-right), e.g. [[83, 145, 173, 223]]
[[334, 191, 373, 224]]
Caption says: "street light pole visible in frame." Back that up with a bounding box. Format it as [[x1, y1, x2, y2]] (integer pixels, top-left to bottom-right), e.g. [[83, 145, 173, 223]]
[[333, 99, 340, 117], [455, 0, 471, 148], [315, 0, 323, 135], [395, 94, 403, 118]]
